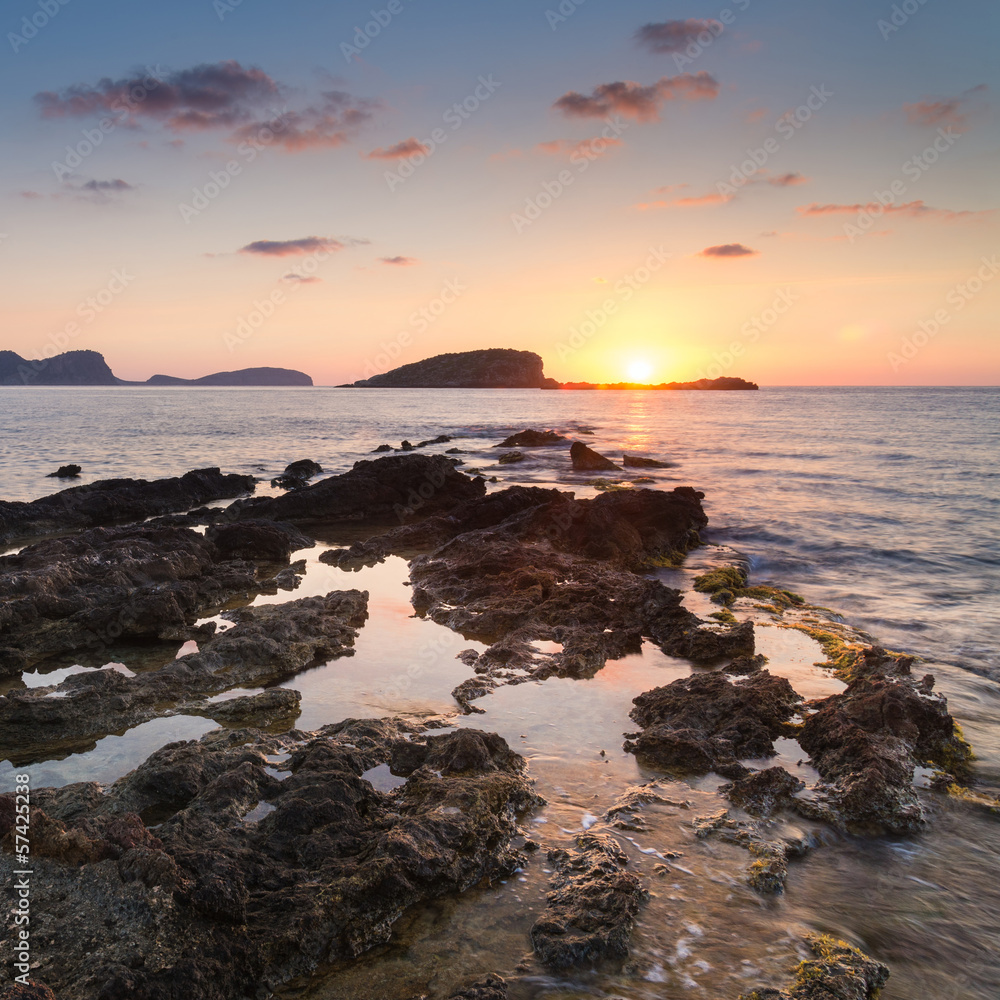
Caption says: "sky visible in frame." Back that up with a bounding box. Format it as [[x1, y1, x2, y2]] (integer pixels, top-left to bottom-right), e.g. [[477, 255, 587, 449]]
[[1, 0, 998, 386]]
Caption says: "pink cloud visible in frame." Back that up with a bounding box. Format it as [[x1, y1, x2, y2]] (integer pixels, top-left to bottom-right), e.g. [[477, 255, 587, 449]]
[[634, 19, 724, 54], [699, 243, 759, 258], [380, 256, 418, 266], [553, 72, 719, 122], [365, 137, 431, 160], [239, 236, 345, 257], [798, 200, 980, 221]]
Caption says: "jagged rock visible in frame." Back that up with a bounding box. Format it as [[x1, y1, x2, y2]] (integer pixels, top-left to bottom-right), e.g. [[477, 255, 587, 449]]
[[530, 834, 648, 968], [497, 451, 525, 465], [0, 524, 261, 675], [738, 933, 889, 999], [724, 766, 805, 817], [0, 982, 58, 999], [0, 590, 368, 763], [495, 430, 566, 448], [624, 671, 801, 775], [445, 974, 507, 999], [622, 455, 671, 468], [47, 464, 82, 478], [229, 454, 486, 527], [0, 468, 256, 544], [570, 441, 618, 471], [0, 722, 538, 999], [205, 520, 313, 562], [657, 620, 757, 663]]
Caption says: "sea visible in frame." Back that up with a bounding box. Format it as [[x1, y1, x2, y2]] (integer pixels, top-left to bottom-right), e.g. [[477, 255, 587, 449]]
[[1, 385, 998, 999]]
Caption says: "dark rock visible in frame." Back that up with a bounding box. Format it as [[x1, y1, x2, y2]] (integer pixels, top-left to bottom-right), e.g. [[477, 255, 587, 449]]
[[496, 430, 567, 448], [622, 455, 671, 468], [228, 454, 486, 527], [724, 766, 805, 817], [0, 468, 256, 545], [0, 348, 118, 387], [0, 722, 537, 998], [0, 589, 367, 762], [47, 464, 82, 478], [624, 671, 801, 774], [726, 653, 768, 676], [530, 833, 648, 968], [372, 444, 392, 453], [205, 520, 313, 562], [497, 451, 525, 465], [570, 441, 619, 471], [414, 434, 452, 448], [0, 983, 59, 999], [444, 974, 507, 1000], [657, 620, 757, 663], [738, 933, 889, 999]]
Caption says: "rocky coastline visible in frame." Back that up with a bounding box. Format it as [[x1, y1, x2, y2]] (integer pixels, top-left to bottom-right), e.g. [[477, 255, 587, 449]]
[[0, 437, 988, 999]]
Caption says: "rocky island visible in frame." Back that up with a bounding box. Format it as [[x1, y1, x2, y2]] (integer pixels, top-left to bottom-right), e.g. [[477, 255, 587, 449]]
[[0, 350, 313, 387]]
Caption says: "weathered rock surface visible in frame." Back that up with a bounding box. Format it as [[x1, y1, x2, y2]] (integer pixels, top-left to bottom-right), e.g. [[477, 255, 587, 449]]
[[0, 722, 538, 999], [738, 933, 889, 999], [0, 524, 263, 675], [570, 441, 618, 471], [495, 429, 566, 448], [0, 590, 368, 764], [497, 451, 524, 465], [230, 454, 485, 527], [205, 520, 314, 562], [0, 468, 256, 544], [271, 459, 323, 491], [624, 671, 801, 776], [530, 833, 648, 968], [622, 454, 671, 468], [796, 646, 969, 834]]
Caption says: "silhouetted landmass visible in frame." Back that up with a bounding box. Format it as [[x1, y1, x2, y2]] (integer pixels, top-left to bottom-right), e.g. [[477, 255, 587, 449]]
[[343, 349, 560, 389], [550, 377, 759, 391], [0, 350, 313, 387]]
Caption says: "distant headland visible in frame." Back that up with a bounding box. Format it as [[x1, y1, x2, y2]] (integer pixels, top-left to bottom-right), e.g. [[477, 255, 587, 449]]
[[340, 349, 758, 390], [0, 350, 313, 387]]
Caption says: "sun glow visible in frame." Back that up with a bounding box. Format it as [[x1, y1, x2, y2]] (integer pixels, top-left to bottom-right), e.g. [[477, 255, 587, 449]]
[[626, 359, 654, 383]]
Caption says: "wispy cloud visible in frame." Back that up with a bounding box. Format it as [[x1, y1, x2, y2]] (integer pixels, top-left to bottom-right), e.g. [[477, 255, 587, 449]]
[[553, 72, 719, 122], [282, 273, 323, 284], [635, 19, 723, 54], [797, 200, 981, 221], [365, 137, 431, 160], [636, 171, 808, 210], [903, 85, 986, 134], [239, 236, 346, 257], [699, 243, 759, 258], [379, 256, 418, 266]]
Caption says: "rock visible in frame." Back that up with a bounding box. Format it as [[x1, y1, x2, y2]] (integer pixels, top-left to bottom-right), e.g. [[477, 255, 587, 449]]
[[657, 620, 757, 663], [202, 689, 302, 728], [414, 434, 452, 448], [724, 767, 805, 818], [0, 523, 262, 676], [0, 589, 368, 763], [0, 348, 118, 386], [796, 646, 969, 834], [444, 974, 507, 1000], [0, 468, 256, 545], [0, 722, 538, 999], [205, 519, 313, 562], [228, 454, 486, 527], [738, 933, 889, 999], [347, 348, 553, 388], [496, 430, 567, 448], [372, 444, 392, 453], [47, 464, 82, 478], [570, 441, 619, 471], [726, 653, 767, 676], [497, 451, 524, 465], [271, 460, 323, 491], [622, 455, 671, 468], [624, 671, 801, 775], [530, 833, 648, 968], [0, 983, 58, 999]]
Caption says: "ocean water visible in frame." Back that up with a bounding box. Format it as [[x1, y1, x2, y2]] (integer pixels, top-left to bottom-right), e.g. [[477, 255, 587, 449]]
[[2, 385, 1000, 999], [2, 385, 997, 678]]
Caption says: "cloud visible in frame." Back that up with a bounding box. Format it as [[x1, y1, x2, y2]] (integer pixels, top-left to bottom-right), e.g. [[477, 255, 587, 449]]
[[365, 137, 431, 160], [553, 72, 719, 122], [239, 236, 345, 257], [698, 243, 759, 258], [675, 192, 731, 207], [903, 85, 986, 134], [536, 136, 623, 157], [636, 171, 808, 210], [282, 274, 323, 284], [36, 64, 377, 152], [18, 190, 42, 199], [767, 172, 808, 187], [797, 200, 980, 221], [380, 256, 418, 266], [635, 19, 723, 54], [80, 178, 134, 192]]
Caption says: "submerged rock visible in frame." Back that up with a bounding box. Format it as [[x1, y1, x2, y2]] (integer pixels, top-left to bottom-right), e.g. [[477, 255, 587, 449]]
[[570, 441, 618, 471], [739, 933, 889, 999], [0, 468, 256, 544], [622, 454, 671, 468], [495, 429, 566, 448], [497, 451, 525, 465], [46, 464, 82, 478], [0, 722, 537, 999], [530, 834, 648, 968]]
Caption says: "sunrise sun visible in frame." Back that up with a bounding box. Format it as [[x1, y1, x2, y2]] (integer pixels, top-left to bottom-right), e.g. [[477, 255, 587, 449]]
[[626, 359, 654, 383]]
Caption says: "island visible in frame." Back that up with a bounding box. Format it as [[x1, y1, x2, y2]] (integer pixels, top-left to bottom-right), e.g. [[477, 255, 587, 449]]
[[340, 348, 560, 389], [0, 350, 313, 387], [551, 377, 759, 391]]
